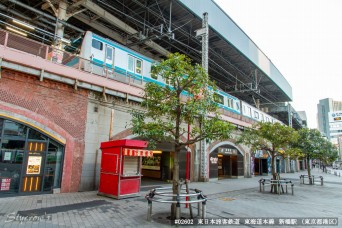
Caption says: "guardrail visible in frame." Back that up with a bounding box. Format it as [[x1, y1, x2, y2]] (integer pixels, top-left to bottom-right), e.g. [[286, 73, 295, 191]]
[[259, 178, 294, 195], [0, 29, 144, 88], [299, 175, 323, 186], [145, 184, 207, 221]]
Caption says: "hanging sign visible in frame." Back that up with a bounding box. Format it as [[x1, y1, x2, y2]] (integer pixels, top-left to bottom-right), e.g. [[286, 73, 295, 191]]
[[218, 148, 238, 155], [123, 148, 154, 157]]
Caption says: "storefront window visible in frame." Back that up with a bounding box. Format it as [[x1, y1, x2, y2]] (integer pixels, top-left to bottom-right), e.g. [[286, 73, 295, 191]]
[[0, 118, 64, 195], [44, 140, 63, 191], [3, 120, 27, 138], [28, 129, 48, 141]]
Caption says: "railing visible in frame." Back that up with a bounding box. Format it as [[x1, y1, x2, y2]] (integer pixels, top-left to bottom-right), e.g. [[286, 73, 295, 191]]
[[300, 175, 323, 186], [0, 29, 144, 88], [145, 182, 207, 221], [259, 178, 294, 195]]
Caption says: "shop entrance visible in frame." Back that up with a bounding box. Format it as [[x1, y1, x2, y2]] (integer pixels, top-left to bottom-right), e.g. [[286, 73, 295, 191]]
[[0, 118, 64, 196], [254, 158, 268, 176], [209, 146, 244, 179]]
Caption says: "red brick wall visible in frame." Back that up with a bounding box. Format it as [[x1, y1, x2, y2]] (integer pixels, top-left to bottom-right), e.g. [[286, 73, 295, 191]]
[[0, 69, 89, 192]]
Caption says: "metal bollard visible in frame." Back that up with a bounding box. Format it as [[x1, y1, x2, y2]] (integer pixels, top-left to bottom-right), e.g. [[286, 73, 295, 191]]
[[147, 199, 152, 221], [291, 184, 294, 195], [176, 202, 181, 219], [320, 177, 324, 186], [259, 180, 262, 192], [202, 201, 206, 219], [285, 184, 288, 193]]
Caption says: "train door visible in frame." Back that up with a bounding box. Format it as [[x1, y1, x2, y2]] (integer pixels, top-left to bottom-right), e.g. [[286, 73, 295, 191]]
[[104, 45, 115, 78]]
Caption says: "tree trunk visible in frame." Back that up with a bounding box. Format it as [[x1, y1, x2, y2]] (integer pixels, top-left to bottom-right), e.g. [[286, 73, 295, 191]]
[[307, 157, 312, 184], [271, 152, 278, 193], [171, 146, 181, 220]]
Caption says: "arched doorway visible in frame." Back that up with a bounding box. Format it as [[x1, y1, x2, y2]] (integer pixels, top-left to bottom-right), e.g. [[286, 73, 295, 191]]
[[209, 145, 244, 179], [0, 118, 64, 196]]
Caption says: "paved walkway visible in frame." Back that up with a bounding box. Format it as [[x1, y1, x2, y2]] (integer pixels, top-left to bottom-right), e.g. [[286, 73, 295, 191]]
[[0, 168, 341, 227]]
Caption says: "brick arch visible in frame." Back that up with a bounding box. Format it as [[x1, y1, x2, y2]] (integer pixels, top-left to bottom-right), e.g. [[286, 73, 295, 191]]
[[208, 138, 246, 156], [0, 102, 82, 193]]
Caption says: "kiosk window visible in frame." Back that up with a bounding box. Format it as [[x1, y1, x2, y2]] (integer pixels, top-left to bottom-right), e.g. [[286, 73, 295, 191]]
[[123, 156, 139, 176]]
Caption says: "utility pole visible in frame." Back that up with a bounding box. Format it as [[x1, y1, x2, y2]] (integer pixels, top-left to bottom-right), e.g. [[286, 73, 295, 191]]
[[195, 12, 209, 181]]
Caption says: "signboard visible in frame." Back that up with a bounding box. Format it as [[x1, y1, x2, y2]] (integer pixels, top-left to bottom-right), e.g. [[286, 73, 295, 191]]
[[3, 152, 12, 161], [123, 148, 154, 157], [218, 147, 238, 155], [210, 156, 218, 164], [329, 111, 342, 123], [26, 156, 42, 174], [255, 150, 269, 158], [0, 178, 11, 191]]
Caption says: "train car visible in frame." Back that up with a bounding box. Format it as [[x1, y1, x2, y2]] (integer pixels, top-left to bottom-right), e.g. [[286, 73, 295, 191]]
[[213, 90, 241, 114], [77, 31, 282, 125], [241, 101, 280, 124], [79, 31, 156, 86]]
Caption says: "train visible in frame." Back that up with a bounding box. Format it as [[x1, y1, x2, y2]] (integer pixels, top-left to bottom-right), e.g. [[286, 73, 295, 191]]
[[76, 31, 280, 125]]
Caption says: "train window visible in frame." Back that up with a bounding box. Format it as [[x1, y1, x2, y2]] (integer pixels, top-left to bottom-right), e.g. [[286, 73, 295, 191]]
[[106, 47, 113, 60], [236, 102, 240, 110], [136, 59, 142, 74], [128, 56, 134, 72], [214, 93, 224, 105], [260, 113, 264, 121], [128, 55, 143, 75], [92, 39, 103, 50], [227, 98, 233, 108], [247, 107, 251, 116], [254, 111, 259, 119], [266, 117, 270, 122]]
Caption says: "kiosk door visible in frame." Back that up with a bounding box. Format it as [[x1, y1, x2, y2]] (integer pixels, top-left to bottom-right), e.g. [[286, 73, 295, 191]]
[[20, 141, 46, 193]]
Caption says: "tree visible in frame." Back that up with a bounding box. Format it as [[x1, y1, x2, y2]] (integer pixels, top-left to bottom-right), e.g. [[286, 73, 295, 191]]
[[130, 53, 235, 219], [318, 139, 339, 167], [237, 122, 297, 192], [289, 128, 323, 180]]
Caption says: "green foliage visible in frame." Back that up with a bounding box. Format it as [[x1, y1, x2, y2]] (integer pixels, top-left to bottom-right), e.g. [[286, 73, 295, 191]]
[[237, 122, 297, 156], [317, 139, 339, 165], [290, 128, 323, 160], [130, 52, 235, 149], [237, 121, 297, 181]]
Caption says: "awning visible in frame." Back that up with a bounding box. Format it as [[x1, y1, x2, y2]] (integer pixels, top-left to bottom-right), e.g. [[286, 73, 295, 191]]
[[123, 148, 154, 157]]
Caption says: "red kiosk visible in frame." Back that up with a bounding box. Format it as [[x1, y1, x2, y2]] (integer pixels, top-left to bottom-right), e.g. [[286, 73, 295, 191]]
[[98, 139, 153, 199]]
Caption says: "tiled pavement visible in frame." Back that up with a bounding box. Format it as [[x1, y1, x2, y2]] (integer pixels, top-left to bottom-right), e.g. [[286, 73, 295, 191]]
[[0, 168, 341, 228]]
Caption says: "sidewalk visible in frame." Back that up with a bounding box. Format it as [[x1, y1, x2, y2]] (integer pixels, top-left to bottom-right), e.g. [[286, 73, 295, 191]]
[[0, 169, 341, 227]]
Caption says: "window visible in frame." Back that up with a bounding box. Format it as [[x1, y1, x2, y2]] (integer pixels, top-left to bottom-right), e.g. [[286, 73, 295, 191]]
[[3, 120, 27, 138], [92, 39, 103, 50], [136, 59, 142, 74], [227, 98, 233, 108], [254, 111, 259, 119], [106, 46, 113, 60], [128, 55, 134, 72], [248, 107, 252, 116], [214, 93, 224, 105], [128, 55, 143, 75]]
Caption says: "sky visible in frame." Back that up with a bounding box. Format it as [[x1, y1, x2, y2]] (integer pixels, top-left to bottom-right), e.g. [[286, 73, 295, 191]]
[[215, 0, 342, 129]]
